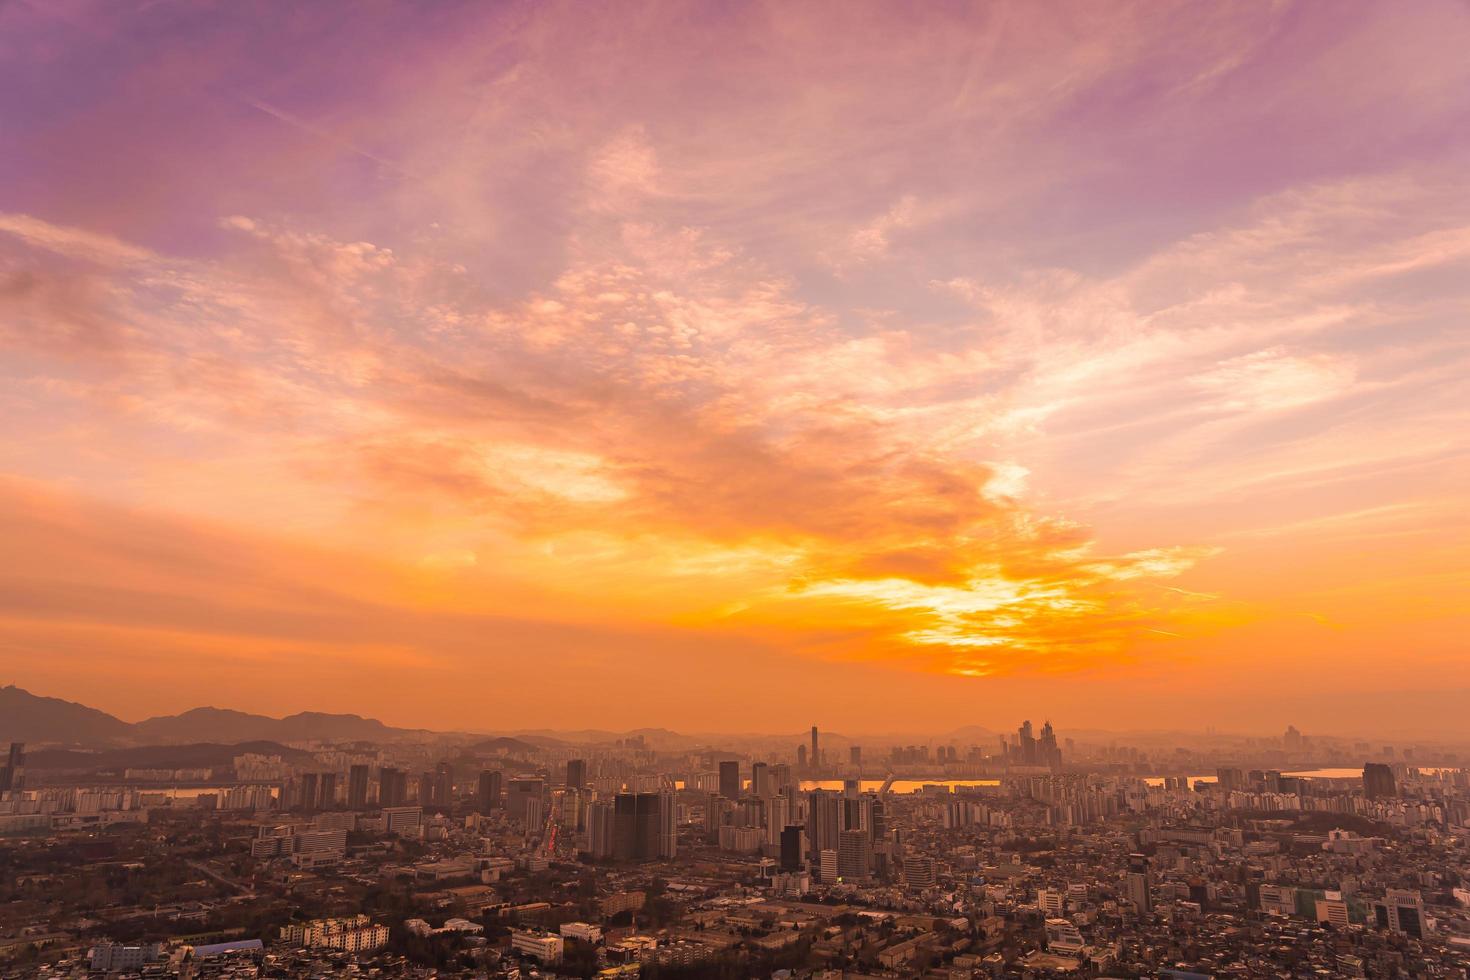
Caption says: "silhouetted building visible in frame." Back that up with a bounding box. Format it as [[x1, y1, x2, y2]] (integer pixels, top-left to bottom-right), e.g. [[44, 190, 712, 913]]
[[379, 767, 408, 807], [780, 825, 804, 870], [507, 777, 544, 826], [347, 764, 369, 809], [718, 760, 740, 800], [317, 772, 337, 810], [1363, 762, 1397, 800], [566, 759, 586, 789], [0, 743, 25, 793], [612, 791, 676, 861], [478, 769, 502, 812]]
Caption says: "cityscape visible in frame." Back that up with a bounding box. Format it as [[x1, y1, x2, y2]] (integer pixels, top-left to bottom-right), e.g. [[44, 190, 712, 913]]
[[3, 687, 1470, 977], [4, 0, 1470, 978]]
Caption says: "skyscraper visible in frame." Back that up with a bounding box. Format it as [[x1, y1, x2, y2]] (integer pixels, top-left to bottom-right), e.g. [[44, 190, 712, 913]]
[[779, 825, 804, 871], [837, 828, 871, 879], [810, 725, 819, 768], [478, 769, 502, 812], [718, 760, 740, 800], [566, 759, 587, 789], [612, 791, 676, 861], [318, 771, 338, 810], [378, 767, 408, 807], [796, 744, 808, 770], [347, 764, 370, 809], [807, 789, 841, 862], [298, 772, 319, 812], [1363, 762, 1397, 800], [751, 761, 771, 797], [507, 777, 544, 826]]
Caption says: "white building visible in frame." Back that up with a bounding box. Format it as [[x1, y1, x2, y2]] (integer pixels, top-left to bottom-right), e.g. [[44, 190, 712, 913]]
[[560, 921, 603, 943], [511, 930, 564, 963]]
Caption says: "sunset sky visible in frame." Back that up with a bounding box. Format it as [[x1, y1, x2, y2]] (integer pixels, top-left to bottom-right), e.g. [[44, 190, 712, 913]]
[[2, 1, 1468, 736]]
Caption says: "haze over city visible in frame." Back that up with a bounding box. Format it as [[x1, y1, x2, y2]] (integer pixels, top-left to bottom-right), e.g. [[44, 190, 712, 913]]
[[2, 0, 1468, 738]]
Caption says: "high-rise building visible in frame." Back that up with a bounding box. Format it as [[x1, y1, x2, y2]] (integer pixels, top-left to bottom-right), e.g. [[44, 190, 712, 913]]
[[849, 746, 862, 770], [807, 789, 841, 862], [1125, 853, 1152, 913], [478, 769, 502, 812], [587, 799, 615, 859], [378, 767, 408, 807], [718, 760, 740, 801], [837, 828, 871, 879], [0, 743, 24, 793], [810, 726, 820, 768], [566, 759, 587, 789], [751, 761, 771, 797], [796, 744, 808, 770], [611, 792, 676, 861], [1363, 762, 1397, 800], [347, 765, 370, 809], [318, 772, 338, 810], [779, 825, 804, 870], [432, 762, 453, 808], [507, 778, 544, 826], [299, 772, 319, 812]]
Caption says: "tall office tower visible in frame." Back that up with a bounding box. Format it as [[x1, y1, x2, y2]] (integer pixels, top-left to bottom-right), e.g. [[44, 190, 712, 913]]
[[837, 828, 872, 879], [796, 744, 808, 770], [317, 772, 338, 810], [1017, 720, 1038, 765], [807, 789, 841, 861], [849, 746, 862, 770], [780, 825, 805, 870], [566, 759, 587, 789], [347, 764, 370, 809], [478, 769, 503, 812], [1363, 762, 1397, 800], [811, 726, 820, 768], [1038, 721, 1062, 770], [1283, 725, 1304, 752], [379, 767, 408, 807], [298, 772, 319, 812], [764, 794, 790, 846], [612, 791, 676, 861], [1215, 767, 1245, 793], [587, 799, 615, 859], [705, 792, 732, 843], [433, 762, 453, 807], [1125, 853, 1153, 913], [718, 760, 741, 800], [0, 743, 24, 793], [507, 778, 544, 825], [751, 761, 771, 797], [866, 793, 886, 839], [417, 771, 435, 805], [842, 778, 860, 800], [771, 763, 793, 796]]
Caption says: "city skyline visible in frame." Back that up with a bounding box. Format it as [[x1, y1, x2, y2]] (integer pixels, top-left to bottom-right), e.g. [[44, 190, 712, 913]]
[[3, 1, 1469, 734]]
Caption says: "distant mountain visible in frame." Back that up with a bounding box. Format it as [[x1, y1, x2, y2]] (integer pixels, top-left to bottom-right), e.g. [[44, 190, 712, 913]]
[[0, 685, 131, 744], [133, 707, 401, 744], [0, 685, 422, 748], [470, 736, 543, 756]]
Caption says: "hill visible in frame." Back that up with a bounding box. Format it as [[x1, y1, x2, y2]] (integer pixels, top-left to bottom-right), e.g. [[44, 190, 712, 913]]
[[0, 685, 131, 744]]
